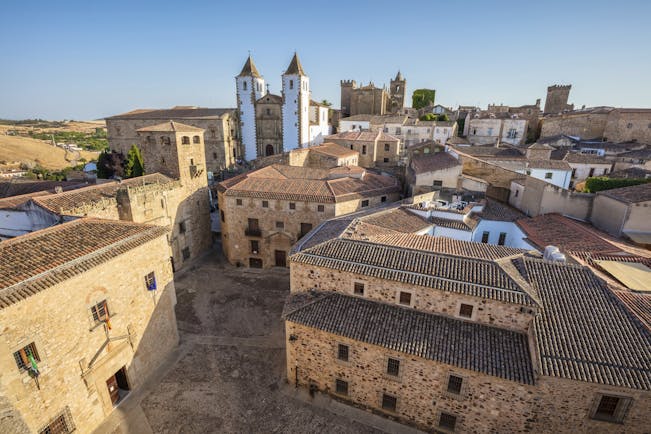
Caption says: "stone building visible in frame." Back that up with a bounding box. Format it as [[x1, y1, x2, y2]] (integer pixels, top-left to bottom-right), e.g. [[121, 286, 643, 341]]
[[216, 164, 400, 268], [325, 130, 401, 168], [284, 221, 651, 433], [543, 84, 574, 114], [106, 106, 240, 176], [0, 219, 178, 434], [236, 53, 331, 160], [464, 112, 528, 145], [340, 71, 407, 118], [487, 99, 542, 142], [288, 142, 359, 169], [407, 150, 462, 195], [590, 182, 651, 241], [2, 122, 212, 270]]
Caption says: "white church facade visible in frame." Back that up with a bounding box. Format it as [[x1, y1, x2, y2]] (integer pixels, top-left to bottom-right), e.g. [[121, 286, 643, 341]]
[[236, 53, 331, 160]]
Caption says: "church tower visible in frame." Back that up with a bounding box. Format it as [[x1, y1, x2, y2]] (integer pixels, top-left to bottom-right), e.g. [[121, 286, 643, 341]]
[[236, 55, 265, 160], [389, 70, 406, 113], [282, 53, 310, 150]]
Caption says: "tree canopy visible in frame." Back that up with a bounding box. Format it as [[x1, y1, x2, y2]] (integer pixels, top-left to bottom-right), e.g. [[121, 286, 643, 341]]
[[124, 145, 144, 178], [412, 89, 436, 110]]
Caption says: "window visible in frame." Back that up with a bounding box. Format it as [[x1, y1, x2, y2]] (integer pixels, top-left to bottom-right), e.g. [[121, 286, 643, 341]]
[[514, 189, 519, 197], [572, 168, 577, 178], [459, 303, 474, 318], [275, 221, 284, 230], [335, 379, 349, 395], [383, 158, 389, 163], [91, 300, 110, 323], [626, 122, 633, 129], [262, 200, 269, 208], [353, 282, 364, 295], [289, 202, 296, 210], [591, 394, 630, 423], [498, 232, 507, 246], [249, 258, 262, 268], [481, 231, 489, 243], [487, 127, 494, 136], [213, 152, 218, 159], [361, 199, 369, 207], [447, 375, 463, 394], [395, 127, 401, 135], [439, 412, 457, 431], [236, 198, 243, 206], [588, 168, 595, 177], [192, 135, 200, 144], [243, 81, 247, 91], [362, 145, 367, 155], [266, 108, 271, 115], [246, 218, 260, 236], [220, 210, 225, 222], [337, 344, 349, 361], [250, 240, 259, 254], [289, 79, 294, 89], [299, 222, 313, 238], [381, 393, 397, 412], [145, 272, 156, 291], [384, 143, 390, 152], [38, 407, 75, 434], [350, 144, 353, 150], [13, 342, 40, 371], [398, 291, 412, 306], [182, 247, 191, 260], [387, 358, 400, 376], [179, 221, 187, 234], [317, 204, 325, 212], [381, 196, 387, 203], [181, 136, 190, 145], [545, 172, 553, 179]]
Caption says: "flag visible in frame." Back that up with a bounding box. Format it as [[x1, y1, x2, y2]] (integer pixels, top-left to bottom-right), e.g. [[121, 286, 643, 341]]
[[28, 353, 39, 376], [105, 318, 112, 330]]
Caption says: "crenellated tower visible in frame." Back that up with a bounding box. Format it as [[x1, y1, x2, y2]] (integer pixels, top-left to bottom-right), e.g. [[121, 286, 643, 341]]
[[282, 52, 310, 150], [236, 55, 266, 160]]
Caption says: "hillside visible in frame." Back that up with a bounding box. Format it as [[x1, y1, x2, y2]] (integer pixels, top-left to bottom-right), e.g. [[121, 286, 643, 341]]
[[0, 134, 99, 170]]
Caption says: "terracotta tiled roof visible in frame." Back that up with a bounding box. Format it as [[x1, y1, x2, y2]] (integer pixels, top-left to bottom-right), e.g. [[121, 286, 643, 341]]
[[454, 146, 524, 159], [308, 142, 357, 158], [284, 291, 535, 384], [563, 153, 611, 164], [106, 107, 234, 120], [219, 165, 399, 203], [0, 191, 51, 210], [32, 174, 174, 215], [136, 121, 204, 133], [598, 182, 651, 204], [430, 216, 472, 231], [474, 199, 526, 222], [0, 219, 168, 309], [358, 233, 531, 261], [528, 258, 651, 390], [291, 238, 537, 305], [0, 180, 88, 198], [356, 207, 431, 233], [612, 290, 651, 329], [410, 152, 460, 174], [526, 159, 571, 170]]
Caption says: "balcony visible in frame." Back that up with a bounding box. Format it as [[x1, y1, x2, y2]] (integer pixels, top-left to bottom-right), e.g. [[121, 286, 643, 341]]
[[245, 228, 262, 237]]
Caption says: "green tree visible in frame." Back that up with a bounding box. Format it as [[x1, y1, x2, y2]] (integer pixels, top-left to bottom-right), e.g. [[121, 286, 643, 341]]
[[96, 150, 125, 179], [320, 99, 332, 107], [412, 89, 436, 109], [124, 145, 144, 178], [419, 113, 450, 122]]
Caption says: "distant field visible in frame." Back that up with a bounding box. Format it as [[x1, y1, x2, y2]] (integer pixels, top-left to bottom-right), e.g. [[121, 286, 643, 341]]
[[0, 134, 99, 170]]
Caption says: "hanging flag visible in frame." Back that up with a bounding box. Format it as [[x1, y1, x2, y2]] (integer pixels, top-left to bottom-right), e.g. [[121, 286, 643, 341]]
[[105, 318, 112, 330], [28, 353, 39, 377]]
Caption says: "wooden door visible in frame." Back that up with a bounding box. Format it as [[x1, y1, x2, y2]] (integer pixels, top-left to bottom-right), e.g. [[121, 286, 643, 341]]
[[275, 250, 286, 267], [106, 375, 119, 405]]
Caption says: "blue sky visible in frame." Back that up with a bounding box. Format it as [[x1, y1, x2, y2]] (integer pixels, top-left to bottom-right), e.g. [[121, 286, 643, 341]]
[[1, 0, 649, 120]]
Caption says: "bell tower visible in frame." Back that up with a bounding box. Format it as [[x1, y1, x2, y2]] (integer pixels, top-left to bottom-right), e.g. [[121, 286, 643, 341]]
[[236, 55, 265, 160], [389, 70, 406, 113], [282, 52, 310, 150]]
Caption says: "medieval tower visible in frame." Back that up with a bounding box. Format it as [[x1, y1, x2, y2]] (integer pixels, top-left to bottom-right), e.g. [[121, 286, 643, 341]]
[[282, 53, 310, 150], [389, 71, 406, 112], [544, 84, 573, 114], [340, 80, 357, 118], [236, 55, 266, 160]]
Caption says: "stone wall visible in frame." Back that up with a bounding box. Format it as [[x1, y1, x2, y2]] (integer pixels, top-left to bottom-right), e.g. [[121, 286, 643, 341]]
[[255, 96, 283, 156], [285, 322, 538, 432], [289, 263, 535, 332], [510, 176, 594, 219], [0, 235, 178, 434], [603, 109, 651, 144], [350, 87, 387, 116], [540, 112, 609, 140]]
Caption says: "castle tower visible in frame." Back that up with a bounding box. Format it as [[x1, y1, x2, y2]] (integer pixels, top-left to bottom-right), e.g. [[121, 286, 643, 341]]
[[236, 55, 266, 160], [340, 80, 357, 118], [282, 52, 310, 150], [544, 84, 573, 115], [389, 71, 406, 113]]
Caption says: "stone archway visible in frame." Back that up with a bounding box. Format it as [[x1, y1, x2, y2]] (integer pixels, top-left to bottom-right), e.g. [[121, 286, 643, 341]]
[[265, 144, 274, 156]]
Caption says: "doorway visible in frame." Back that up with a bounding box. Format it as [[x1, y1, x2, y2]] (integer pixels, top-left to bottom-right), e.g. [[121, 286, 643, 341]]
[[274, 250, 287, 267], [265, 144, 274, 156], [106, 366, 130, 406]]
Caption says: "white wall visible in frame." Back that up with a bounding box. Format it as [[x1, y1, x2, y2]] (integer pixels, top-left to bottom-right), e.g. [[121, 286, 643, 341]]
[[282, 74, 310, 150], [517, 168, 571, 189], [433, 126, 454, 144], [236, 75, 265, 160], [471, 220, 536, 250], [339, 120, 370, 132], [432, 226, 472, 241], [569, 163, 611, 182]]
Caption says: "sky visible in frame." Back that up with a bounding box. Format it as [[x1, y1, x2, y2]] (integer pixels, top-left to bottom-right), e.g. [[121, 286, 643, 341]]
[[1, 0, 650, 120]]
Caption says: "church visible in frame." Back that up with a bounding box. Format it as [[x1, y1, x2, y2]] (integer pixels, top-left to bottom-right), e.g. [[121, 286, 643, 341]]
[[236, 53, 331, 160]]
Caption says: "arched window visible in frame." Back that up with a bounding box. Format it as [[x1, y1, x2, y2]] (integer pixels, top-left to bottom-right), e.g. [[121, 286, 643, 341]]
[[243, 81, 247, 91], [182, 136, 190, 145], [193, 135, 200, 144], [265, 144, 274, 156]]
